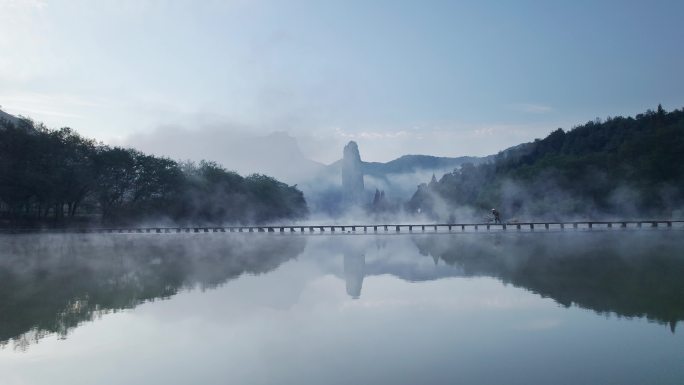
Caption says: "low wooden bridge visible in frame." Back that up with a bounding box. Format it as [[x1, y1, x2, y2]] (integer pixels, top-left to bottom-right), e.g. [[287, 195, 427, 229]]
[[5, 220, 683, 234]]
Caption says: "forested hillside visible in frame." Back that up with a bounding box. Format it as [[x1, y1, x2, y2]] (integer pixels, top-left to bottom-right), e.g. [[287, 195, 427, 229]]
[[408, 106, 684, 221], [0, 116, 308, 226]]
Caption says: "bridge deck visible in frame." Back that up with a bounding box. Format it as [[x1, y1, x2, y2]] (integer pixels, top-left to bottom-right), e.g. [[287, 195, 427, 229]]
[[2, 220, 684, 234]]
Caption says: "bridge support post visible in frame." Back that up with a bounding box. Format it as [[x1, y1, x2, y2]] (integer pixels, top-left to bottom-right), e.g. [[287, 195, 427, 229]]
[[461, 225, 465, 231], [486, 224, 490, 230], [545, 223, 549, 230], [530, 224, 534, 231], [607, 223, 612, 229], [667, 221, 672, 228], [421, 225, 425, 232], [502, 224, 507, 230], [448, 225, 452, 231], [651, 222, 657, 228], [560, 223, 564, 230], [373, 226, 377, 232], [474, 225, 478, 231], [573, 223, 578, 229], [384, 225, 388, 232], [409, 225, 413, 232], [516, 224, 521, 230], [396, 225, 400, 232], [588, 223, 593, 229]]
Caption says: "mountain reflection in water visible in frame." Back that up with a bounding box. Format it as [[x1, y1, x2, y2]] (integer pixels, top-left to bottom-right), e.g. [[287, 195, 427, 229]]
[[1, 231, 682, 350]]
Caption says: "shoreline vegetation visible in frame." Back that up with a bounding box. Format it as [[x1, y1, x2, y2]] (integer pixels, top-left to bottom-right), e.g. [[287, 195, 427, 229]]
[[0, 118, 308, 228], [408, 105, 684, 221], [1, 105, 683, 228]]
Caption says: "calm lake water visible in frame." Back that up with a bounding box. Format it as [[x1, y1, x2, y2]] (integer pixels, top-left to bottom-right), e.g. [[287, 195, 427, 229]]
[[1, 231, 683, 385]]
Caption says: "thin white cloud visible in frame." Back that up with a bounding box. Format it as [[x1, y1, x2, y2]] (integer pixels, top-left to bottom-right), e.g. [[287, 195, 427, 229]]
[[9, 107, 83, 120], [508, 103, 554, 114], [326, 122, 558, 162], [0, 92, 102, 121], [471, 124, 531, 138], [333, 127, 411, 140], [0, 0, 46, 11]]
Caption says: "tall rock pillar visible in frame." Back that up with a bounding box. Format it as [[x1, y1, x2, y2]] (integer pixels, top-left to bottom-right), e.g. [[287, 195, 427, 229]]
[[341, 141, 365, 205]]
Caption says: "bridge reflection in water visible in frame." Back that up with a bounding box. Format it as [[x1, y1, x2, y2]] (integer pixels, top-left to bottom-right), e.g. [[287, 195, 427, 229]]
[[333, 232, 684, 333], [0, 231, 682, 351]]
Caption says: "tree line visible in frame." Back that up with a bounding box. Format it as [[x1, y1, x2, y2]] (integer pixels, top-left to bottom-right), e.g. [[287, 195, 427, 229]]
[[408, 105, 684, 220], [0, 117, 308, 226]]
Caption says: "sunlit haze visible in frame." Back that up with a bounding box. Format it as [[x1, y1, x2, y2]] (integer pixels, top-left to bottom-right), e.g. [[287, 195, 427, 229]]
[[2, 3, 684, 383], [2, 0, 683, 163]]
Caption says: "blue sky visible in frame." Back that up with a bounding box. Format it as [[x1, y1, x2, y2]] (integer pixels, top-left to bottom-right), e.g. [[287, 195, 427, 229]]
[[1, 0, 683, 162]]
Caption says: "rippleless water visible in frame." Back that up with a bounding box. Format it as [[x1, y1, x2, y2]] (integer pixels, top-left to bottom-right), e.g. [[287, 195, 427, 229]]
[[0, 232, 683, 385]]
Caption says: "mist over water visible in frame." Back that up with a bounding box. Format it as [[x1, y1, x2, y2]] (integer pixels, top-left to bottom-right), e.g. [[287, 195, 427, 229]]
[[2, 2, 683, 384], [1, 231, 683, 385]]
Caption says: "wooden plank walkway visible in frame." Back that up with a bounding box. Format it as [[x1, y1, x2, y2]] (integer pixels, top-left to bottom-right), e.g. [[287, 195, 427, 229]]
[[3, 220, 683, 234]]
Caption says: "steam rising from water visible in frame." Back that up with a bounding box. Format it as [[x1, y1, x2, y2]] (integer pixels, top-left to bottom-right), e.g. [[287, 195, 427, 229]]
[[1, 230, 682, 351]]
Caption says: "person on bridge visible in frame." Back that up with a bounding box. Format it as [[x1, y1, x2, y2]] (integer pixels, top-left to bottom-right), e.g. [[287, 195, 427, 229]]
[[492, 209, 501, 224]]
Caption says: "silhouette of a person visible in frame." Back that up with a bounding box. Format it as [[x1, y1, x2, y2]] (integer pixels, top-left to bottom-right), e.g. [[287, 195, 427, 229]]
[[492, 209, 501, 224]]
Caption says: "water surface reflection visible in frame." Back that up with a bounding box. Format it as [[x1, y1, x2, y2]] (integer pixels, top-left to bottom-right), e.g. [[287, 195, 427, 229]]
[[1, 232, 684, 385], [0, 234, 305, 349], [1, 231, 683, 350]]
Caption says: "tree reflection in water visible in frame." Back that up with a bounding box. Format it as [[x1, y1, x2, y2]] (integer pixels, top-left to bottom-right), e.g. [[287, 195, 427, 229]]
[[411, 232, 684, 333], [1, 231, 682, 351], [0, 234, 306, 350]]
